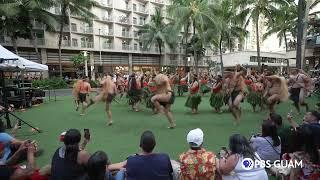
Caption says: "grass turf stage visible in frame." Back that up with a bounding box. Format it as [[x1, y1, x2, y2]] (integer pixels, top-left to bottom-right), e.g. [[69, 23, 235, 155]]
[[10, 94, 318, 167]]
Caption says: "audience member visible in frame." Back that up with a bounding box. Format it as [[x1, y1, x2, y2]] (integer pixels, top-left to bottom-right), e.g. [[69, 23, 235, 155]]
[[109, 130, 173, 180], [250, 120, 281, 162], [177, 128, 216, 180], [79, 151, 114, 180], [218, 134, 268, 180], [50, 129, 90, 180]]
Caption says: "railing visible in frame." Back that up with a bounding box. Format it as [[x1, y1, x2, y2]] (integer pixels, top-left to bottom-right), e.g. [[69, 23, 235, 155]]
[[71, 26, 77, 32], [62, 40, 71, 47], [100, 1, 112, 7], [81, 41, 94, 48], [121, 32, 131, 38], [36, 38, 45, 46], [72, 40, 78, 47], [118, 17, 131, 24], [125, 5, 131, 11], [137, 7, 148, 14], [102, 43, 113, 49], [102, 16, 113, 22], [80, 26, 93, 34], [152, 0, 164, 4], [122, 44, 131, 50], [139, 21, 145, 26], [133, 19, 137, 25], [101, 29, 113, 36]]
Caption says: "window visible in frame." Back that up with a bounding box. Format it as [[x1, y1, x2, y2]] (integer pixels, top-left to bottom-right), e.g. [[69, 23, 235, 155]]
[[134, 43, 138, 50], [72, 38, 78, 47], [71, 23, 77, 32], [133, 17, 137, 24], [139, 42, 143, 49], [133, 4, 137, 11]]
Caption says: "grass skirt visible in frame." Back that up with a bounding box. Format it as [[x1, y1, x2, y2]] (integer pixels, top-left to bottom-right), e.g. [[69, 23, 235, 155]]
[[210, 92, 224, 109], [128, 89, 141, 105], [247, 91, 261, 106], [185, 94, 201, 108], [200, 84, 211, 94]]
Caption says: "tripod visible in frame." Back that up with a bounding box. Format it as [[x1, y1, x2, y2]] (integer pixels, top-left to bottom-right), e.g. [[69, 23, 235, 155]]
[[0, 69, 41, 133]]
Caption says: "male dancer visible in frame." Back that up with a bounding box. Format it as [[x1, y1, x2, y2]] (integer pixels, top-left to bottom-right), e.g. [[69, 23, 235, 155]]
[[86, 75, 117, 126], [288, 68, 311, 114], [151, 74, 176, 129], [225, 70, 245, 125], [116, 73, 125, 99], [264, 74, 288, 113], [77, 76, 92, 116]]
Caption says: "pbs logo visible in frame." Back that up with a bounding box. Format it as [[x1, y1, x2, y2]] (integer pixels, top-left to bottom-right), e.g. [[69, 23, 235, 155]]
[[242, 158, 254, 170]]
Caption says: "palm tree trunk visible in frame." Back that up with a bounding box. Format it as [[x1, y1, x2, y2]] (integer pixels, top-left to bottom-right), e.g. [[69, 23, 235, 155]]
[[296, 0, 306, 69], [30, 29, 41, 62], [184, 22, 190, 68], [284, 31, 290, 75], [58, 6, 67, 78], [255, 15, 261, 70], [193, 20, 198, 75], [301, 0, 312, 69], [158, 41, 162, 70], [11, 36, 18, 55], [219, 35, 224, 78]]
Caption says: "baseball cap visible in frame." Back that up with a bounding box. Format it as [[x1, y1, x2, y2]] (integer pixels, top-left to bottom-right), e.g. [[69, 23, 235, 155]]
[[187, 128, 204, 147]]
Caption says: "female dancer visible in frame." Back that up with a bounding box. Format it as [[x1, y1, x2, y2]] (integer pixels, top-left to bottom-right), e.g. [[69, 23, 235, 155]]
[[185, 74, 201, 114], [151, 74, 176, 129], [200, 74, 211, 95], [209, 75, 224, 113], [128, 73, 142, 111]]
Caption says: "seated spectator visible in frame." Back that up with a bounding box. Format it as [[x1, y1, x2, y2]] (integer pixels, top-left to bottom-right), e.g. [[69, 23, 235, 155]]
[[50, 129, 90, 180], [287, 110, 320, 146], [0, 140, 38, 180], [177, 128, 216, 180], [79, 151, 114, 180], [109, 130, 173, 180], [0, 121, 30, 165], [218, 134, 268, 180], [269, 113, 293, 154], [250, 120, 281, 162], [287, 126, 320, 180]]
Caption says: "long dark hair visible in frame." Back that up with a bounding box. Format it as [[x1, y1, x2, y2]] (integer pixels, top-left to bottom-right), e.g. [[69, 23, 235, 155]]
[[86, 151, 110, 180], [229, 134, 256, 160], [130, 74, 137, 90], [262, 121, 280, 147], [64, 129, 81, 162]]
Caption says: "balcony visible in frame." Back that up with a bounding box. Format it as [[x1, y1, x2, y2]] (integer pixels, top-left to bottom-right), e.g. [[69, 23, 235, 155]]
[[81, 41, 94, 48], [102, 16, 113, 22], [101, 29, 113, 36], [122, 44, 131, 50], [121, 32, 132, 38], [62, 40, 71, 47], [100, 1, 112, 8], [118, 17, 131, 25], [151, 0, 165, 5], [134, 7, 148, 15], [80, 27, 93, 34], [36, 38, 45, 46], [72, 40, 78, 47], [71, 26, 77, 32], [102, 42, 113, 49]]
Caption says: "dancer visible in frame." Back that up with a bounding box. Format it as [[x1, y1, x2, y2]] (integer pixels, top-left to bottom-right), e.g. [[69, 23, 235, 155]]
[[72, 79, 81, 111], [225, 70, 245, 125], [185, 74, 201, 114], [288, 68, 311, 114], [146, 74, 157, 113], [246, 72, 265, 112], [151, 74, 176, 129], [128, 73, 142, 112], [200, 74, 211, 95], [264, 75, 289, 113], [209, 75, 224, 113], [116, 73, 125, 99], [76, 76, 92, 116], [178, 74, 188, 96], [86, 75, 117, 126]]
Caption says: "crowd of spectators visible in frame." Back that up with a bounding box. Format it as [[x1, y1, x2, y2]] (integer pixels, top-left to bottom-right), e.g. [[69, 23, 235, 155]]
[[0, 107, 319, 180]]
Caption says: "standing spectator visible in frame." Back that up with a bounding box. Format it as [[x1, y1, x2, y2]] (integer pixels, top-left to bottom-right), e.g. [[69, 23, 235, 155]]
[[218, 134, 268, 180], [50, 129, 90, 180], [250, 121, 281, 162], [178, 128, 216, 180], [109, 130, 173, 180]]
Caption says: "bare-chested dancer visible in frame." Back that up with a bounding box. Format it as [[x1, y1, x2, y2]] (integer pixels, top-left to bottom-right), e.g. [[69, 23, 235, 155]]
[[225, 70, 246, 125], [75, 76, 92, 116], [264, 75, 289, 113], [288, 68, 311, 114], [87, 75, 117, 126], [151, 74, 176, 129]]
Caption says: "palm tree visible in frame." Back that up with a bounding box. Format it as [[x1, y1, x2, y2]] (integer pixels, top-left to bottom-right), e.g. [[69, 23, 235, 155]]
[[56, 0, 96, 78], [210, 0, 247, 77], [237, 0, 288, 70], [168, 0, 217, 74], [139, 8, 178, 70], [263, 1, 297, 74]]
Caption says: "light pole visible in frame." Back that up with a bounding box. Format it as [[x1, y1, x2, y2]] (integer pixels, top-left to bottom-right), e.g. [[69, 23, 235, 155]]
[[83, 51, 88, 77]]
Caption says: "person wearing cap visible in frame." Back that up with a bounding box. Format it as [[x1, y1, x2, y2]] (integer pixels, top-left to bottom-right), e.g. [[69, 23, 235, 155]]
[[178, 128, 216, 180], [108, 130, 173, 180], [185, 74, 201, 114]]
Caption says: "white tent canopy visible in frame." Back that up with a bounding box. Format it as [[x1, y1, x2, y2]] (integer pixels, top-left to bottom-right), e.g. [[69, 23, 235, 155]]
[[0, 45, 48, 71]]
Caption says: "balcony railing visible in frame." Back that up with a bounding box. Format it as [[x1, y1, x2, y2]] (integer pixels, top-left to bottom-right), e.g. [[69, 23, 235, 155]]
[[139, 21, 145, 26], [134, 7, 148, 14], [62, 40, 71, 47], [121, 32, 131, 38], [133, 19, 137, 25], [125, 5, 131, 11], [102, 16, 113, 22], [102, 43, 113, 49], [118, 17, 131, 24], [80, 27, 93, 34], [81, 41, 94, 48], [72, 40, 78, 47], [36, 38, 45, 46], [122, 44, 131, 50], [101, 29, 113, 36], [151, 0, 164, 4], [100, 1, 112, 7]]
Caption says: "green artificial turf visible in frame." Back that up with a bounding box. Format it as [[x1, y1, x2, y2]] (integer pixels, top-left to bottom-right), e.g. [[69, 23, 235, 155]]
[[8, 94, 318, 167]]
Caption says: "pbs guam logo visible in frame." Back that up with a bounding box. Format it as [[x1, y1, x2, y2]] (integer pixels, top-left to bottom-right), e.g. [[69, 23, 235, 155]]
[[242, 158, 254, 170]]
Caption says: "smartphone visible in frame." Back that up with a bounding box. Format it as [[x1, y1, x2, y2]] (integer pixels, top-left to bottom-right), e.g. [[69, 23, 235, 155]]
[[84, 129, 90, 141]]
